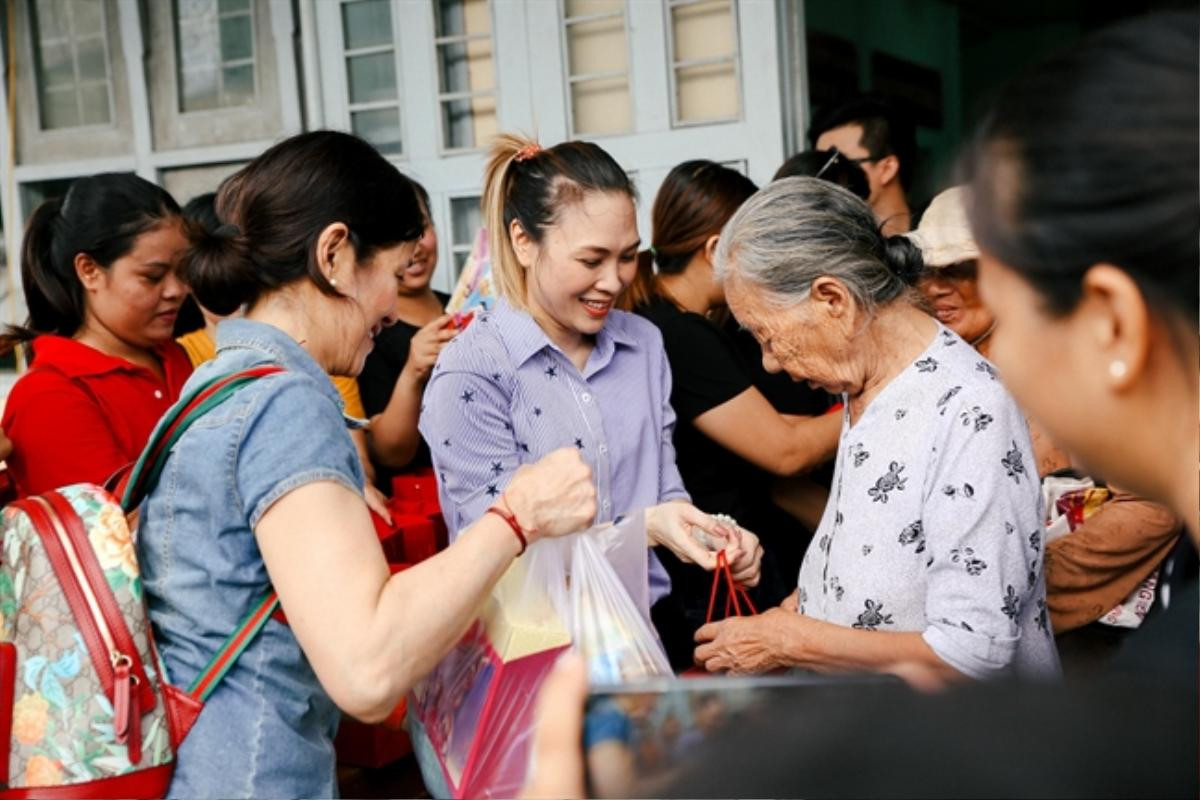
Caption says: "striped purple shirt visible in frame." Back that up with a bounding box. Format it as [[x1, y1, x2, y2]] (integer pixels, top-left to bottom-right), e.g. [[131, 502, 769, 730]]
[[418, 297, 688, 601]]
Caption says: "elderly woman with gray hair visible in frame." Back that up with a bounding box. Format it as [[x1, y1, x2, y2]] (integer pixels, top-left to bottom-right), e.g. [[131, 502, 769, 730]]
[[693, 177, 1061, 682]]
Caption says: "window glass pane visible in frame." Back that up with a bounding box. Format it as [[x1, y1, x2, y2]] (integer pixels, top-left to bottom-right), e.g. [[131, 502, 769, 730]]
[[437, 40, 493, 95], [218, 14, 253, 61], [565, 16, 627, 76], [346, 52, 398, 105], [351, 107, 402, 154], [675, 61, 738, 122], [434, 0, 466, 37], [435, 0, 490, 36], [39, 41, 75, 88], [441, 94, 495, 150], [564, 0, 623, 19], [76, 36, 106, 79], [570, 77, 630, 134], [342, 0, 393, 50], [178, 0, 212, 20], [218, 0, 250, 12], [72, 1, 104, 35], [180, 67, 219, 111], [176, 0, 256, 111], [41, 87, 79, 128], [670, 0, 735, 63], [222, 64, 255, 104], [79, 83, 111, 124], [469, 94, 498, 145], [34, 0, 70, 40], [450, 196, 482, 245]]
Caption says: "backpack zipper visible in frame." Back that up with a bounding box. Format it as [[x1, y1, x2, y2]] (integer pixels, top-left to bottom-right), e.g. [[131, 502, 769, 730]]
[[27, 495, 142, 760]]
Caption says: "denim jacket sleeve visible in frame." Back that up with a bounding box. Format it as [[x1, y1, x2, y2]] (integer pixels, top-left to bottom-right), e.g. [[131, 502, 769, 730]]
[[236, 373, 365, 528]]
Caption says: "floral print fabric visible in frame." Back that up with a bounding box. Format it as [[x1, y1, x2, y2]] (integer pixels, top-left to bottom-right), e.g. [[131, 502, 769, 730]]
[[1, 484, 172, 788], [796, 326, 1061, 680]]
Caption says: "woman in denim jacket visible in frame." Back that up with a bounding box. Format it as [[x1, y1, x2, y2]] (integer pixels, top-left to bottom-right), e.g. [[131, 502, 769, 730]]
[[136, 131, 598, 799]]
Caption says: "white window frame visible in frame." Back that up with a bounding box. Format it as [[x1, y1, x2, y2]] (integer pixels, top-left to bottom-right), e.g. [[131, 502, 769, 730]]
[[431, 0, 498, 155], [664, 0, 742, 129], [29, 0, 116, 132], [333, 0, 407, 157], [173, 0, 259, 114], [558, 0, 635, 139]]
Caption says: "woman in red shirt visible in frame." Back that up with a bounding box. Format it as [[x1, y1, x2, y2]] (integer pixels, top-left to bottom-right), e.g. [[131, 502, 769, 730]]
[[0, 173, 193, 497]]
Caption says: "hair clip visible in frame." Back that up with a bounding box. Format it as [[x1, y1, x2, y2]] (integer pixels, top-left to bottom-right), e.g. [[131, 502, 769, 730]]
[[514, 143, 542, 163], [815, 147, 843, 179]]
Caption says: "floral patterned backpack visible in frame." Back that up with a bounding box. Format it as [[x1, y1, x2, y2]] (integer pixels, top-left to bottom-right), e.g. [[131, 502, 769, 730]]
[[0, 366, 283, 797]]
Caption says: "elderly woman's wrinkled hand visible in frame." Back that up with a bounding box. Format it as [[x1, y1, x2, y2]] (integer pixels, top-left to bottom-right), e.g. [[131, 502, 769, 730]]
[[693, 608, 801, 674], [779, 588, 799, 613]]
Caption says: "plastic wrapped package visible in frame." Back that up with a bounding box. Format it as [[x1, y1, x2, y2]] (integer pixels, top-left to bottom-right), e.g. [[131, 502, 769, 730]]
[[409, 513, 671, 797]]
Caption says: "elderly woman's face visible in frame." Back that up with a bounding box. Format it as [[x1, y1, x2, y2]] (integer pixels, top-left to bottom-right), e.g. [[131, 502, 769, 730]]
[[917, 260, 995, 344], [726, 274, 858, 394]]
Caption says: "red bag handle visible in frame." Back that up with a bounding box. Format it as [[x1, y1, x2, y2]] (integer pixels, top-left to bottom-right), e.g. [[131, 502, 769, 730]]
[[705, 550, 757, 624]]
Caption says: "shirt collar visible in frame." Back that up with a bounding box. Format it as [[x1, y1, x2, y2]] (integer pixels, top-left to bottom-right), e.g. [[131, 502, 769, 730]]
[[31, 335, 177, 378], [490, 296, 638, 369], [215, 318, 345, 411]]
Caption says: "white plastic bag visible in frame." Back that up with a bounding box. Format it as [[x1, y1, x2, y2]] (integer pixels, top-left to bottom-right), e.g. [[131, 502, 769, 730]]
[[410, 511, 670, 797]]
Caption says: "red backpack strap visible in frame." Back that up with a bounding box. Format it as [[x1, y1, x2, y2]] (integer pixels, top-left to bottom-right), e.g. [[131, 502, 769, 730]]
[[121, 366, 286, 701], [120, 365, 285, 512], [187, 591, 280, 702]]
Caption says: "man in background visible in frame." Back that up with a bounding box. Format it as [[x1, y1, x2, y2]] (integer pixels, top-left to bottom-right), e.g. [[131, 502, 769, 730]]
[[810, 94, 917, 236]]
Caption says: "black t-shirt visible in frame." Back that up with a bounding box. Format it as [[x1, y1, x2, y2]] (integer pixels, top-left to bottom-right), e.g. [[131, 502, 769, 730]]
[[637, 296, 812, 666], [357, 291, 449, 486]]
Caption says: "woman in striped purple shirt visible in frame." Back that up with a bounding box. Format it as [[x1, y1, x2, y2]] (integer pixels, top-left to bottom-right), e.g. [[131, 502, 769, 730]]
[[419, 134, 763, 617]]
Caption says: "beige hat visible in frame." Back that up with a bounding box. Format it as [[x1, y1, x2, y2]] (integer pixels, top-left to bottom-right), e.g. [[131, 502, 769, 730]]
[[906, 186, 979, 268]]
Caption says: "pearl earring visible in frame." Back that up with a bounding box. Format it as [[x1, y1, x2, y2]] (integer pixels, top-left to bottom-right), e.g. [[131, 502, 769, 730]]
[[1109, 360, 1127, 379], [329, 277, 338, 287]]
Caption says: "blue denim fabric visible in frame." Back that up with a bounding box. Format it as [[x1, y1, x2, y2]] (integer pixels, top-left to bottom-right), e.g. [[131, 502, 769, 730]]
[[138, 319, 364, 799]]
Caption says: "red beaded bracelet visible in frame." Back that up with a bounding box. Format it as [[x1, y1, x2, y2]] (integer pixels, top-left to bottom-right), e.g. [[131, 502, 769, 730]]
[[485, 497, 527, 556]]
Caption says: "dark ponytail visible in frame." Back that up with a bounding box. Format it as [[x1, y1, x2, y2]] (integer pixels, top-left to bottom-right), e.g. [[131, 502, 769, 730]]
[[181, 131, 423, 314], [1, 173, 181, 355]]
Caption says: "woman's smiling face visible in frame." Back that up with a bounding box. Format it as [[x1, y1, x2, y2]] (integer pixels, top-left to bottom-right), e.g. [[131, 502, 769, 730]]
[[518, 190, 640, 348]]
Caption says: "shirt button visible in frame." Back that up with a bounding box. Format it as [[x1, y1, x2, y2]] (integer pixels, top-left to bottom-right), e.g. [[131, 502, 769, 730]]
[[598, 444, 608, 454], [602, 500, 611, 511], [581, 392, 592, 403], [154, 390, 163, 399]]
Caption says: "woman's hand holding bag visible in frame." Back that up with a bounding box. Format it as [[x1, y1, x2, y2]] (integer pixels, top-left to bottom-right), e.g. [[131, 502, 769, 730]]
[[645, 501, 763, 586]]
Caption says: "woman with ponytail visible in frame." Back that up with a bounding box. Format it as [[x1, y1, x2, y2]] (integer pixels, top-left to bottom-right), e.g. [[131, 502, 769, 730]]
[[418, 136, 763, 637], [692, 177, 1060, 682], [134, 131, 598, 798], [0, 173, 193, 497], [623, 161, 841, 666]]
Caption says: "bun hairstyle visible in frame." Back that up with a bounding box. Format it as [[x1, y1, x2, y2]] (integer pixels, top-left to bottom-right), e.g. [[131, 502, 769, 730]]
[[883, 235, 925, 287], [713, 176, 924, 312], [1, 173, 181, 354], [962, 11, 1198, 325], [181, 131, 424, 316], [482, 133, 636, 306], [622, 160, 757, 310]]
